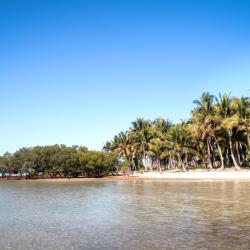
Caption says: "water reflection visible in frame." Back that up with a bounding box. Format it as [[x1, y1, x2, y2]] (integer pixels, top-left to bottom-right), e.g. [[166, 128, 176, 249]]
[[0, 180, 250, 249]]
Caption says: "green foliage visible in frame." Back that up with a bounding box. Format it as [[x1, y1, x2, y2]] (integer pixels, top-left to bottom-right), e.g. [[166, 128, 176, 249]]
[[0, 145, 118, 178], [79, 150, 118, 177], [1, 92, 249, 175], [117, 160, 131, 174], [105, 93, 250, 171]]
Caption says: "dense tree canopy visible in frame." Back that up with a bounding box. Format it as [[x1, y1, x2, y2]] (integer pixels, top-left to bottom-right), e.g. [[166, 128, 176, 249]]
[[1, 92, 249, 178], [0, 145, 118, 178], [104, 92, 250, 171]]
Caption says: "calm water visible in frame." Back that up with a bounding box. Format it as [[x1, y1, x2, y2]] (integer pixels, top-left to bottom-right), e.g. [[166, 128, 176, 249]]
[[0, 180, 250, 250]]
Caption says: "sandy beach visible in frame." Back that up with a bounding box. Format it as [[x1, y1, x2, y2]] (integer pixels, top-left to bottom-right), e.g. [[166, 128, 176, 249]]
[[131, 170, 250, 180], [2, 169, 250, 182]]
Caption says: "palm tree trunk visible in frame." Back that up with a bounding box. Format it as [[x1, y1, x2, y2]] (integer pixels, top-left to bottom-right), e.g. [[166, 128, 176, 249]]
[[143, 153, 148, 171], [149, 156, 153, 171], [225, 148, 230, 165], [235, 142, 242, 166], [178, 153, 187, 172], [215, 140, 225, 169], [244, 124, 250, 150], [239, 143, 245, 162], [229, 136, 241, 170], [207, 138, 213, 170], [181, 161, 187, 172], [158, 159, 162, 172]]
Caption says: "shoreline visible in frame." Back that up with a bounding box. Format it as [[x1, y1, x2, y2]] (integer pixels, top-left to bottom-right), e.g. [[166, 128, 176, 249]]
[[2, 169, 250, 182], [131, 169, 250, 180]]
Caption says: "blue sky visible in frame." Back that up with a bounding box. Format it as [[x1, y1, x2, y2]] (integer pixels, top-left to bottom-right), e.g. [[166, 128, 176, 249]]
[[0, 0, 250, 154]]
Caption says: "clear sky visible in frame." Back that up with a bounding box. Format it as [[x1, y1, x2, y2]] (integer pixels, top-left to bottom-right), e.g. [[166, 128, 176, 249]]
[[1, 0, 250, 154]]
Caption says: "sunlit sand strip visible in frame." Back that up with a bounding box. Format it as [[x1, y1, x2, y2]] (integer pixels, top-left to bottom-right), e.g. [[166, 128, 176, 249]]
[[131, 170, 250, 179]]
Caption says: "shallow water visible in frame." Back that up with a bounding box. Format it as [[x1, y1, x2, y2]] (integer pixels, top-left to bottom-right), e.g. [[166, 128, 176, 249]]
[[0, 179, 250, 250]]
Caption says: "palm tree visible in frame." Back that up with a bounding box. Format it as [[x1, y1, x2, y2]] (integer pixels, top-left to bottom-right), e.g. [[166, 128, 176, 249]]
[[129, 118, 153, 170], [149, 138, 164, 172], [102, 142, 112, 152], [233, 97, 250, 150], [106, 92, 249, 172], [153, 118, 172, 138], [192, 92, 216, 169], [111, 132, 133, 161], [166, 123, 193, 172], [215, 93, 241, 170], [149, 118, 172, 171], [222, 115, 241, 170]]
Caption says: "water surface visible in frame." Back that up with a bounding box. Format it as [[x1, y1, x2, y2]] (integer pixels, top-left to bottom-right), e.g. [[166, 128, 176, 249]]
[[0, 179, 250, 249]]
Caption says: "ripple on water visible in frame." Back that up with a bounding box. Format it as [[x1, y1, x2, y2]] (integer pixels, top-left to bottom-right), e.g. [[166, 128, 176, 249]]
[[0, 180, 250, 249]]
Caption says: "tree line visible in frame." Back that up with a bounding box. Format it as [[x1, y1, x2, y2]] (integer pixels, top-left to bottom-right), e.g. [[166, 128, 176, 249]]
[[1, 92, 249, 178], [0, 145, 118, 178], [103, 92, 250, 171]]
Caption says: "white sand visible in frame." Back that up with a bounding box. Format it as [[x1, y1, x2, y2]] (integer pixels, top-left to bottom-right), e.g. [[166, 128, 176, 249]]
[[131, 170, 250, 180]]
